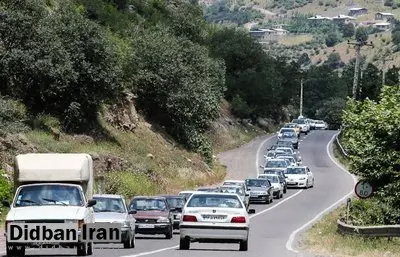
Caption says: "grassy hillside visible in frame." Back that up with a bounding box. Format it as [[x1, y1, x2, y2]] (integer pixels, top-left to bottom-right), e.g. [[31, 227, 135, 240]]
[[0, 100, 264, 200]]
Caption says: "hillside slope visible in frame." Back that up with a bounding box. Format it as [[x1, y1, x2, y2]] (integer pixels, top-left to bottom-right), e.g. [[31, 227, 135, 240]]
[[0, 99, 264, 198]]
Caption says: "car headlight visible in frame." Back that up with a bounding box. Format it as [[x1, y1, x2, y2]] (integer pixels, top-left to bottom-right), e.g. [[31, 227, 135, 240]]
[[157, 217, 169, 223], [299, 177, 306, 180]]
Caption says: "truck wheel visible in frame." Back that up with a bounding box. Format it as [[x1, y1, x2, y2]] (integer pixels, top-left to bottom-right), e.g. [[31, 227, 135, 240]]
[[87, 242, 93, 255], [77, 243, 88, 256], [6, 244, 25, 257]]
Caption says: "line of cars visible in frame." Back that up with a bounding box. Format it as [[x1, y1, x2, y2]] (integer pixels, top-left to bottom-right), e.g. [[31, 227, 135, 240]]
[[288, 116, 328, 135], [88, 118, 319, 252]]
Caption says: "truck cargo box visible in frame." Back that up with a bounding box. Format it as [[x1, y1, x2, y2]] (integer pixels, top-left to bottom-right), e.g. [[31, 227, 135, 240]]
[[15, 153, 92, 182]]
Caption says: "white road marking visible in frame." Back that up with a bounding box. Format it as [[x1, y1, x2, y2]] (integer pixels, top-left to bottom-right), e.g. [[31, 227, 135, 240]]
[[285, 132, 358, 253], [255, 135, 276, 175]]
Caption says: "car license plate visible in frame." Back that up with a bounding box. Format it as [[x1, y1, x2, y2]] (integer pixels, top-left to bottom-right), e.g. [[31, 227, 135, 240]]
[[138, 224, 155, 228], [202, 215, 225, 220], [287, 182, 296, 185]]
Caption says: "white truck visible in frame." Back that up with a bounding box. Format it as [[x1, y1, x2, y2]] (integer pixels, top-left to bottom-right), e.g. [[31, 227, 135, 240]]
[[2, 153, 96, 256]]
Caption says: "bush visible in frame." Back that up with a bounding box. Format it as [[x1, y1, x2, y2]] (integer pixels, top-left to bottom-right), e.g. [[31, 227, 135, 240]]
[[0, 98, 30, 133]]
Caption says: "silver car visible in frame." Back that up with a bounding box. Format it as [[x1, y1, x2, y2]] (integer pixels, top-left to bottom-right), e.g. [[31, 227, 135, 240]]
[[279, 131, 299, 149], [93, 194, 136, 248], [245, 178, 273, 204]]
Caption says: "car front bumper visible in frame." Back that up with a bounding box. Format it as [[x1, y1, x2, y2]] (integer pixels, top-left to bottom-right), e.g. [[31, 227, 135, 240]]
[[135, 223, 171, 235], [249, 194, 269, 202], [286, 180, 307, 187], [180, 224, 248, 243]]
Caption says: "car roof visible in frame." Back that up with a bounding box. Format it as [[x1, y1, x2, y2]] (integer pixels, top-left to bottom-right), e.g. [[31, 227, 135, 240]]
[[246, 178, 269, 180], [158, 194, 184, 198], [287, 165, 307, 169], [259, 173, 278, 177], [131, 196, 167, 200], [190, 191, 239, 197], [93, 194, 124, 199], [179, 190, 198, 194], [223, 180, 244, 183], [219, 184, 242, 188], [267, 158, 286, 161]]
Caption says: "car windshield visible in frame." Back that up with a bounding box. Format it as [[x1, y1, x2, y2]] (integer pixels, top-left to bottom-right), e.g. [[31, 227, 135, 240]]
[[284, 124, 295, 128], [245, 179, 269, 187], [93, 197, 126, 213], [293, 119, 305, 124], [266, 152, 275, 157], [282, 132, 296, 138], [186, 194, 243, 208], [266, 160, 287, 167], [165, 197, 185, 208], [316, 121, 324, 124], [264, 176, 278, 183], [178, 192, 193, 201], [223, 182, 243, 187], [219, 186, 244, 195], [286, 167, 307, 174], [14, 184, 84, 207], [276, 148, 292, 154], [197, 188, 217, 192], [280, 128, 294, 133], [129, 198, 167, 211]]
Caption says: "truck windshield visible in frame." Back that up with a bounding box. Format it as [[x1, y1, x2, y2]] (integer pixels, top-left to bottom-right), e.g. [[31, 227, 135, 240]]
[[14, 185, 84, 207]]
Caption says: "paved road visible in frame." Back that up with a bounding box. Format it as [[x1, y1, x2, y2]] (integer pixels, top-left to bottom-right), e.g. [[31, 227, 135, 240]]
[[1, 130, 355, 257]]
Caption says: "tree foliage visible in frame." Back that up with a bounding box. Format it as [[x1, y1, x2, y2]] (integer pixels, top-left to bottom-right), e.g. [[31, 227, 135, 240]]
[[342, 86, 400, 224]]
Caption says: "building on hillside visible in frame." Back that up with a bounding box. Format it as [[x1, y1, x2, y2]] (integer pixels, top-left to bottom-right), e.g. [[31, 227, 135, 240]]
[[374, 22, 392, 31], [249, 30, 267, 40], [375, 12, 395, 22], [348, 7, 368, 17], [308, 15, 333, 21], [332, 14, 356, 24]]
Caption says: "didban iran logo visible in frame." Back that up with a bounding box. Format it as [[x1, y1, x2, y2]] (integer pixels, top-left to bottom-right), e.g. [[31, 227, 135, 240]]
[[6, 222, 122, 243]]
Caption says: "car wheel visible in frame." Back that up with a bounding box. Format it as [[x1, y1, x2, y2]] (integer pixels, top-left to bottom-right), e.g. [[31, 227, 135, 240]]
[[87, 242, 93, 255], [305, 132, 308, 135], [283, 186, 287, 194], [179, 237, 190, 250], [77, 242, 88, 256], [310, 179, 314, 188], [280, 192, 283, 198], [275, 191, 280, 199], [165, 225, 173, 239], [239, 239, 248, 251], [269, 196, 273, 203], [305, 180, 309, 189], [123, 235, 132, 249]]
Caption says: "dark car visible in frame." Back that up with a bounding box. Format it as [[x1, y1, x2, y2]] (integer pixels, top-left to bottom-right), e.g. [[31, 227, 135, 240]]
[[158, 195, 185, 230], [128, 196, 175, 239]]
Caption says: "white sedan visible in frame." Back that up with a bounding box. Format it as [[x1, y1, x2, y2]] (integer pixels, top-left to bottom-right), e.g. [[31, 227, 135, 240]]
[[179, 192, 255, 251], [285, 166, 315, 188]]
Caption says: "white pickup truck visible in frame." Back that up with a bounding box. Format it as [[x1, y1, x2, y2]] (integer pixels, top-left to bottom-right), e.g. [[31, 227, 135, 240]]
[[3, 153, 96, 256]]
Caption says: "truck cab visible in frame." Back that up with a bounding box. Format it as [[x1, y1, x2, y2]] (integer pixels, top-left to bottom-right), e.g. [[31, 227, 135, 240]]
[[3, 153, 96, 256]]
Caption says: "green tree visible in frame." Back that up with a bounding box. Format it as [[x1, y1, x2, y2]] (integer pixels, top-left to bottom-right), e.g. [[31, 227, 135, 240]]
[[325, 32, 339, 47], [298, 52, 311, 66], [360, 63, 381, 101], [342, 86, 400, 224], [385, 65, 399, 86], [355, 27, 369, 42], [326, 52, 342, 69], [340, 23, 355, 38], [131, 26, 226, 163], [315, 97, 346, 129]]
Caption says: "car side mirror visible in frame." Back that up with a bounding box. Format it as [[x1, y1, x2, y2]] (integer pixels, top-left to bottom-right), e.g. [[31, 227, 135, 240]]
[[284, 175, 288, 178], [2, 200, 10, 208], [248, 209, 256, 214], [128, 209, 137, 215], [86, 199, 97, 207]]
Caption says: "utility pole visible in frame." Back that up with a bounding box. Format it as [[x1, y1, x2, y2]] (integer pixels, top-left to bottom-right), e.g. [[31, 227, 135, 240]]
[[300, 78, 303, 117], [347, 40, 374, 100]]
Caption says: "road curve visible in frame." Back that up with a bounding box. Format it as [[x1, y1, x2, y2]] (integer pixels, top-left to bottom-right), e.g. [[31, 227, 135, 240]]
[[1, 130, 355, 257]]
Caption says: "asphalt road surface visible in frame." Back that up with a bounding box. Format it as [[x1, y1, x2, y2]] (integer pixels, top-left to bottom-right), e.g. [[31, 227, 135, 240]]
[[1, 130, 356, 257]]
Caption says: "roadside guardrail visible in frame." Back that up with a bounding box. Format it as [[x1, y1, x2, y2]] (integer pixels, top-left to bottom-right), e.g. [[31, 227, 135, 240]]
[[335, 130, 350, 158], [337, 219, 400, 237]]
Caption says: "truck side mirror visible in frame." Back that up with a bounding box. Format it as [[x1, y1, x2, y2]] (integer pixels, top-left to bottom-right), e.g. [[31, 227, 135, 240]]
[[86, 199, 97, 207], [2, 200, 10, 208]]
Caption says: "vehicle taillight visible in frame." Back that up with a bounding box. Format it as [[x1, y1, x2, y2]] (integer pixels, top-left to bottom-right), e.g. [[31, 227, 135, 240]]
[[231, 216, 246, 223], [182, 215, 197, 222]]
